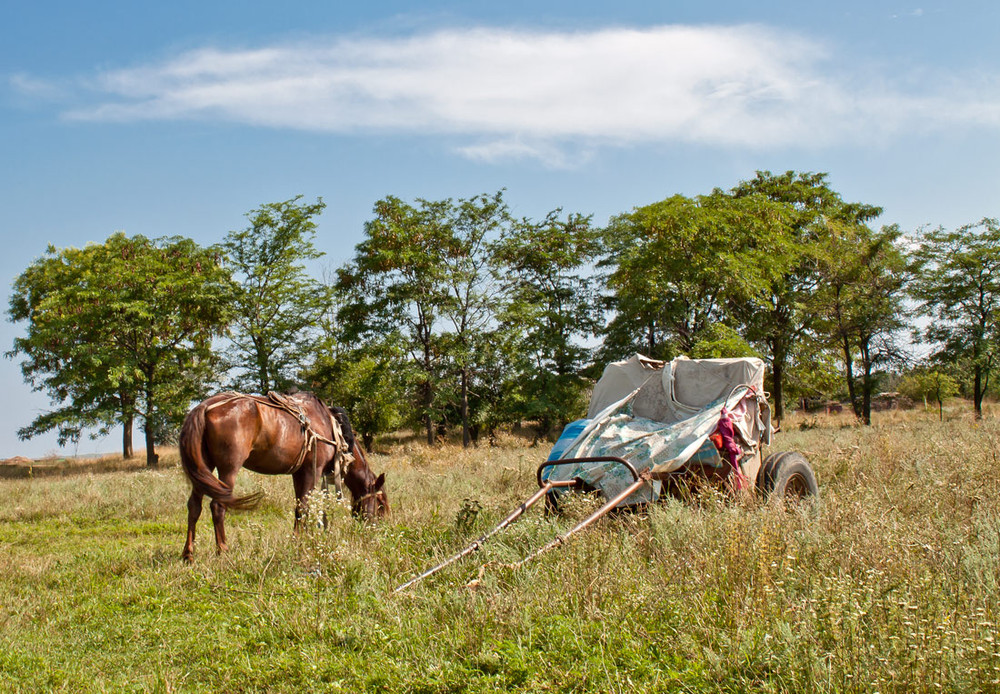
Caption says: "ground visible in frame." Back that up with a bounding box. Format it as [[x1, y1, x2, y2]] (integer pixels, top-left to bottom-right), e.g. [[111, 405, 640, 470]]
[[1, 407, 999, 692]]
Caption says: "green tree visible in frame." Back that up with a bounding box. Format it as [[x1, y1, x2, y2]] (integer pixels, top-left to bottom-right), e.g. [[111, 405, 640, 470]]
[[600, 191, 793, 362], [8, 233, 235, 464], [440, 192, 511, 447], [814, 222, 910, 424], [898, 369, 960, 420], [304, 336, 410, 452], [911, 218, 1000, 419], [730, 170, 882, 422], [493, 209, 601, 438], [222, 196, 330, 393], [337, 196, 454, 445], [689, 324, 760, 359]]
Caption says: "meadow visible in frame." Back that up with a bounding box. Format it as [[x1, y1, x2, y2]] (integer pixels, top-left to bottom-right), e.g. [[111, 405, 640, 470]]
[[1, 407, 999, 693]]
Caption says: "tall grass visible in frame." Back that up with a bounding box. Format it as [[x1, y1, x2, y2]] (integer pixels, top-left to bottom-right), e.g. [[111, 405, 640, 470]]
[[1, 410, 999, 692]]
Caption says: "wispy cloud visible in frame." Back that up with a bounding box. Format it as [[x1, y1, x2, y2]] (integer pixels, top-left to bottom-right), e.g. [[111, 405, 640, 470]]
[[12, 24, 1000, 165]]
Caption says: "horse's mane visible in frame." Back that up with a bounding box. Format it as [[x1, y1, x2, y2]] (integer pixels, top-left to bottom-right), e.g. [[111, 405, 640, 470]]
[[328, 404, 357, 451]]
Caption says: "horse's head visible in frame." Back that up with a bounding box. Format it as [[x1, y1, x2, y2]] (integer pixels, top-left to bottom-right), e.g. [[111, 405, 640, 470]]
[[353, 468, 389, 520], [329, 406, 390, 522]]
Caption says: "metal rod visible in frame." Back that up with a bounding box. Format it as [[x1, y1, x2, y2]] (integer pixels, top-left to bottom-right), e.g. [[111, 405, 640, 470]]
[[508, 473, 651, 570], [537, 456, 640, 488], [394, 479, 580, 593]]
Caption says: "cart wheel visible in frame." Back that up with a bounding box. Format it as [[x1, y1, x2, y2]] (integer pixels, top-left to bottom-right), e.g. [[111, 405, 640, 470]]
[[758, 452, 818, 501]]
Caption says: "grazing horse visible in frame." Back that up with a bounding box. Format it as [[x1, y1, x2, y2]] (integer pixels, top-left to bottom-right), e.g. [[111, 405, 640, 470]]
[[180, 391, 388, 561]]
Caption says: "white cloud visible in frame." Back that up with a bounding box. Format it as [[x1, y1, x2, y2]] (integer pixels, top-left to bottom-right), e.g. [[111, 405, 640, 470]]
[[16, 24, 1000, 165]]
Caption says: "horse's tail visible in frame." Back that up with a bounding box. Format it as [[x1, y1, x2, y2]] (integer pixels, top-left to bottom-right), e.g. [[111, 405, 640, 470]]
[[179, 401, 263, 511]]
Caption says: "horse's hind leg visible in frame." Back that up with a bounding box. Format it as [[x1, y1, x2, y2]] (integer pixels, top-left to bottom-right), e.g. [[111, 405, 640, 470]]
[[211, 469, 239, 554], [210, 498, 229, 554], [182, 489, 203, 562]]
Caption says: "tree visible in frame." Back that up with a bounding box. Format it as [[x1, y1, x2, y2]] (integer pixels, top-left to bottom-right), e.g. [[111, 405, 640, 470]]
[[898, 369, 960, 420], [730, 170, 883, 422], [439, 192, 511, 447], [304, 336, 410, 452], [689, 324, 760, 360], [8, 233, 235, 464], [600, 191, 793, 362], [337, 196, 454, 445], [814, 222, 910, 424], [222, 196, 330, 394], [493, 209, 601, 438], [911, 219, 1000, 419]]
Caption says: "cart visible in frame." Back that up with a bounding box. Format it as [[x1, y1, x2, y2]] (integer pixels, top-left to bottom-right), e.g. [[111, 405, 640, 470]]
[[396, 355, 818, 592]]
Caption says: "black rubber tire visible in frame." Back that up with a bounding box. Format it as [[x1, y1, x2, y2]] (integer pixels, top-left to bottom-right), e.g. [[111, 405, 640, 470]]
[[758, 451, 819, 501]]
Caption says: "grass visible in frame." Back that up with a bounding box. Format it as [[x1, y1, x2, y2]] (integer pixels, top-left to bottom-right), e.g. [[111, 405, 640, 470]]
[[1, 407, 1000, 692]]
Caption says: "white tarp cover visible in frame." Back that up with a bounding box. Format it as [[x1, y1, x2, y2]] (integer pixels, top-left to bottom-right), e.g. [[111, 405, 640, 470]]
[[587, 355, 770, 446], [545, 355, 772, 506]]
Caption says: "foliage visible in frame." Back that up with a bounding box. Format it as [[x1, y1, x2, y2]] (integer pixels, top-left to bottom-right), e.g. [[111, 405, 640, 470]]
[[911, 218, 1000, 419], [600, 190, 794, 367], [7, 233, 235, 464], [439, 192, 512, 446], [689, 323, 761, 360], [493, 208, 602, 436], [337, 195, 455, 445], [338, 193, 598, 446], [303, 334, 411, 452], [814, 222, 911, 424], [222, 196, 331, 393], [898, 369, 960, 420], [730, 170, 883, 422]]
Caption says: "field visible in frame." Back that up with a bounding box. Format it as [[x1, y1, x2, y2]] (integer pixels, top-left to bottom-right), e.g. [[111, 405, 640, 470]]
[[2, 408, 1000, 693]]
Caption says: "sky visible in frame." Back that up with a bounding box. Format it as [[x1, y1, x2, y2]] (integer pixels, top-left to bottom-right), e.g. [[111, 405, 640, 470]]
[[2, 1, 998, 458]]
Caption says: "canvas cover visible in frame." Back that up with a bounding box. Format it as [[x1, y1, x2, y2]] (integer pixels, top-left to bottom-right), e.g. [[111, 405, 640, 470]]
[[587, 355, 770, 445], [545, 355, 772, 506]]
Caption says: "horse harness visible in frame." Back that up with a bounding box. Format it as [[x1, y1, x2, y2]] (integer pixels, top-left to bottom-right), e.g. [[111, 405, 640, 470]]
[[206, 392, 356, 496]]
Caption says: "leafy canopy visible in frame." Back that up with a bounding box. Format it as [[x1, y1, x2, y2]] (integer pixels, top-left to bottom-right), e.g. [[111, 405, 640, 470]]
[[8, 233, 235, 461]]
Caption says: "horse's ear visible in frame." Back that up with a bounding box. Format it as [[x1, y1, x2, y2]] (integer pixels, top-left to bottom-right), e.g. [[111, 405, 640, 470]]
[[373, 473, 385, 491]]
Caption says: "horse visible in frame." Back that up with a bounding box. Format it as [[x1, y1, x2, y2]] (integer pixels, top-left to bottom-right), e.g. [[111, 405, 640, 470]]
[[179, 390, 389, 562]]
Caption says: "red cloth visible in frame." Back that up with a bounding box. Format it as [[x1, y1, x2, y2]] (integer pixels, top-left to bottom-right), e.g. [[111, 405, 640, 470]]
[[714, 407, 747, 490]]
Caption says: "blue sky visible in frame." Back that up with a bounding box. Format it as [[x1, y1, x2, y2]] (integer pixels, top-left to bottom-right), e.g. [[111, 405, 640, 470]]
[[2, 1, 998, 458]]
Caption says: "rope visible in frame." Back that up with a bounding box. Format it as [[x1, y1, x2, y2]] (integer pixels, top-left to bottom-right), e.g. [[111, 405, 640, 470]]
[[204, 391, 354, 480]]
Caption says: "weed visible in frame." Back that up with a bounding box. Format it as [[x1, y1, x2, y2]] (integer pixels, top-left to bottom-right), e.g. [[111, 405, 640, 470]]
[[2, 413, 1000, 691]]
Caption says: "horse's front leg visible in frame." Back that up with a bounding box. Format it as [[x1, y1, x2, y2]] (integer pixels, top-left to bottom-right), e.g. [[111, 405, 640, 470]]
[[292, 468, 317, 533], [182, 489, 203, 562]]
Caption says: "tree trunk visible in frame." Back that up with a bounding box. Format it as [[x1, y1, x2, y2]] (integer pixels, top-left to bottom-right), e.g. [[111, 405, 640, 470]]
[[424, 380, 434, 446], [974, 365, 984, 420], [859, 340, 873, 426], [842, 335, 860, 419], [461, 366, 471, 448], [771, 339, 785, 423], [122, 414, 134, 460], [144, 378, 158, 467], [144, 425, 157, 467]]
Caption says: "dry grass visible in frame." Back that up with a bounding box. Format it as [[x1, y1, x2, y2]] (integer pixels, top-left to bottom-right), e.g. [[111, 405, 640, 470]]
[[1, 407, 999, 692]]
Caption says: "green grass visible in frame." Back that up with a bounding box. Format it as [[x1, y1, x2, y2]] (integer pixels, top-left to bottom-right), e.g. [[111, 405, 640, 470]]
[[2, 409, 1000, 692]]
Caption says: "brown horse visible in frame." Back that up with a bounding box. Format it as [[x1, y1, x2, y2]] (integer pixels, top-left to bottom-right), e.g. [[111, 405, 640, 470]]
[[179, 391, 388, 561]]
